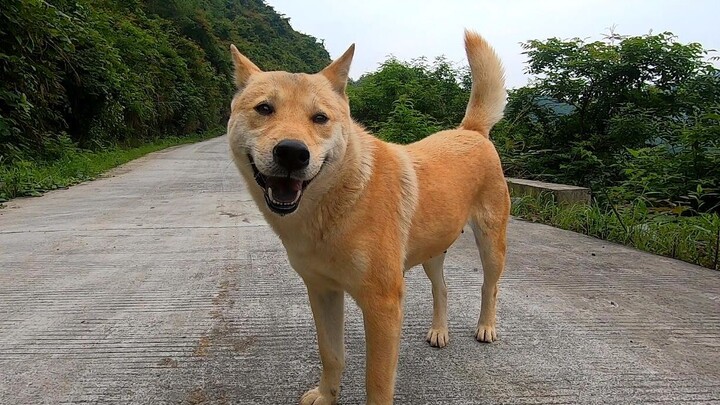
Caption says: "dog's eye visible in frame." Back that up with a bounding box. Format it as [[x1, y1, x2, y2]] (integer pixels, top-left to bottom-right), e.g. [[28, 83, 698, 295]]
[[254, 103, 274, 116], [312, 113, 329, 124]]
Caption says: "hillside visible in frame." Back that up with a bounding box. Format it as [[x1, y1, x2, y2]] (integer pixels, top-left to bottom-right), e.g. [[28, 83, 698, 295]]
[[0, 0, 330, 163]]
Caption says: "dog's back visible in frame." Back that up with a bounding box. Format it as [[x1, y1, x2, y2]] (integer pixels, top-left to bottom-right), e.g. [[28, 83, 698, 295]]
[[403, 31, 508, 268]]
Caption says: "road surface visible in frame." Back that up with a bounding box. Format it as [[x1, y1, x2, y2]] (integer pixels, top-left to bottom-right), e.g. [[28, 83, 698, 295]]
[[1, 136, 719, 404]]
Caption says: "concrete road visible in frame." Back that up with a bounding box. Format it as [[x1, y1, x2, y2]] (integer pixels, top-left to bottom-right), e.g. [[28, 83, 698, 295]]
[[1, 136, 719, 404]]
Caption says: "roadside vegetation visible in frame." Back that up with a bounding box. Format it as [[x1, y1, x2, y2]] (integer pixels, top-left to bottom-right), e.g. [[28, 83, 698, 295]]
[[347, 31, 720, 270], [511, 193, 719, 270], [1, 0, 329, 201], [0, 130, 220, 201]]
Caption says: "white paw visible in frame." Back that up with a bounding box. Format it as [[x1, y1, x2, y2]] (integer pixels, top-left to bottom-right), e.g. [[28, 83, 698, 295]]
[[475, 324, 497, 343], [426, 327, 449, 348], [300, 387, 337, 405]]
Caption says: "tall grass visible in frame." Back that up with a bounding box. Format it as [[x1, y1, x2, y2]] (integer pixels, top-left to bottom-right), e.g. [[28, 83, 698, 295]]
[[511, 193, 720, 270]]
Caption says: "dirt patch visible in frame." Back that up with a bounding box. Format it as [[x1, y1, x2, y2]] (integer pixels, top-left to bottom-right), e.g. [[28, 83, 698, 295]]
[[186, 387, 208, 405], [157, 357, 179, 367], [230, 336, 256, 353], [193, 336, 210, 357], [196, 265, 255, 358], [185, 386, 229, 405]]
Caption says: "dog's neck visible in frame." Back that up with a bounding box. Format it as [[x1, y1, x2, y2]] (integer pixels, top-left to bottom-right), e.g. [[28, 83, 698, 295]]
[[316, 121, 376, 215]]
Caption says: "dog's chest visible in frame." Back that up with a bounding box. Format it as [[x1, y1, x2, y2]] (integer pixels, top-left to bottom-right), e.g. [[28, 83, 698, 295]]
[[282, 239, 367, 287]]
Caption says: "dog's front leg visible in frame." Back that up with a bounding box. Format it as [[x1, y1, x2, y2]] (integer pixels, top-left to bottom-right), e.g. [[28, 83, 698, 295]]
[[355, 275, 404, 405], [301, 284, 345, 405]]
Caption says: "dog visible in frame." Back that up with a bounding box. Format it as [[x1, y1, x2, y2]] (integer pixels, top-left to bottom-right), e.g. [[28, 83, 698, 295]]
[[227, 30, 509, 405]]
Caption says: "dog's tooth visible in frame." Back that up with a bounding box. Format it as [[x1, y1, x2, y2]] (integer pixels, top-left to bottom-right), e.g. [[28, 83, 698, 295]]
[[268, 187, 282, 205], [266, 187, 302, 206]]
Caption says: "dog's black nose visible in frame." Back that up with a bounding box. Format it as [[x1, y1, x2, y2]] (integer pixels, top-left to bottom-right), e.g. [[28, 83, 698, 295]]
[[273, 140, 310, 171]]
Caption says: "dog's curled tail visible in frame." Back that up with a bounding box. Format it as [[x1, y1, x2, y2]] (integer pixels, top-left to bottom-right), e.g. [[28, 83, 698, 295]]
[[460, 30, 507, 137]]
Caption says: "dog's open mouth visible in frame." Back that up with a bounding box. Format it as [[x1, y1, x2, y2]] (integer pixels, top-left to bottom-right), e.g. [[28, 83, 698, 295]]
[[248, 154, 313, 215]]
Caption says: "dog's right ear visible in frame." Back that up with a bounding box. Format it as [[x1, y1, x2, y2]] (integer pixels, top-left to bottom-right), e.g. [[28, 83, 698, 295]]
[[230, 44, 261, 89]]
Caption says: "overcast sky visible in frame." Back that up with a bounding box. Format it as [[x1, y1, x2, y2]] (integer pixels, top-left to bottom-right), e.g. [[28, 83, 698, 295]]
[[267, 0, 719, 88]]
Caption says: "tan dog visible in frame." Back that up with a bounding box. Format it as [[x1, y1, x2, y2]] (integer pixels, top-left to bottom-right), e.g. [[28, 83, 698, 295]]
[[227, 30, 509, 405]]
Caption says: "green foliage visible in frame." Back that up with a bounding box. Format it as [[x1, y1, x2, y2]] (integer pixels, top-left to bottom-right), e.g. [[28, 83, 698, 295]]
[[614, 110, 720, 212], [511, 193, 720, 270], [348, 57, 469, 140], [376, 97, 441, 144], [1, 0, 330, 167], [143, 0, 330, 73], [492, 31, 720, 212]]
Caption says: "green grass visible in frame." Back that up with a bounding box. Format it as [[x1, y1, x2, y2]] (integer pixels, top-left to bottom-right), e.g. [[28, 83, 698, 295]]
[[0, 131, 221, 203], [511, 193, 720, 270]]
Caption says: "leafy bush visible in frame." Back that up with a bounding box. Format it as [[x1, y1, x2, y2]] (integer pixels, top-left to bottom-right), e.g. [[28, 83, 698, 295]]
[[348, 57, 469, 134], [0, 0, 330, 165], [615, 109, 720, 213], [492, 31, 720, 212], [376, 97, 441, 144]]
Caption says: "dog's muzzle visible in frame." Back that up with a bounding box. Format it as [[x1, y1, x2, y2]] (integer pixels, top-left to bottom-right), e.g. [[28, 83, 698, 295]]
[[247, 154, 322, 216]]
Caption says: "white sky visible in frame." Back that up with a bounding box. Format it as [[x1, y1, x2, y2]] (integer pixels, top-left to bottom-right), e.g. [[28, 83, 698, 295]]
[[266, 0, 720, 88]]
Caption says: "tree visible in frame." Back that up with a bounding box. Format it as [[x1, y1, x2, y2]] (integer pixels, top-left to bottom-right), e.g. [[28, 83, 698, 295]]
[[0, 0, 330, 164], [492, 31, 720, 211], [347, 56, 470, 135]]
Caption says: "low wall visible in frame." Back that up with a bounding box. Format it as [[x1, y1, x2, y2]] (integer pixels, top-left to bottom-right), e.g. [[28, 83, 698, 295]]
[[507, 178, 591, 205]]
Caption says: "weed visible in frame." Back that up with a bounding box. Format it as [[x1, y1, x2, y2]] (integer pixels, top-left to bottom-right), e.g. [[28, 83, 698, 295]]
[[511, 193, 720, 270]]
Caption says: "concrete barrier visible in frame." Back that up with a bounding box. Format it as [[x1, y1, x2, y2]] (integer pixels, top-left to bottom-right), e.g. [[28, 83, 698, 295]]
[[507, 178, 591, 205]]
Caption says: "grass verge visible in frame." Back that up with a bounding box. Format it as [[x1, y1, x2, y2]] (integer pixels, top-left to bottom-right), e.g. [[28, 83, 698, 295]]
[[511, 193, 720, 270], [0, 131, 221, 203]]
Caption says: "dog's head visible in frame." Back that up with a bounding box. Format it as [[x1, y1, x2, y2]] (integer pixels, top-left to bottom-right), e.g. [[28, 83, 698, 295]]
[[227, 44, 355, 216]]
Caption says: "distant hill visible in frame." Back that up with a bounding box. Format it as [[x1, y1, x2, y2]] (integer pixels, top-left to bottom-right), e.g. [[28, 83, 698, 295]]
[[143, 0, 331, 74]]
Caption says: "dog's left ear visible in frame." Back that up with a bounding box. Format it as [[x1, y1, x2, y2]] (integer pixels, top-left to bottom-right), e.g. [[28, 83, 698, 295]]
[[230, 44, 262, 89], [320, 44, 355, 95]]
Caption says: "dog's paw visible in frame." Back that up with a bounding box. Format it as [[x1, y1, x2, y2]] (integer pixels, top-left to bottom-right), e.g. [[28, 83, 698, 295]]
[[474, 324, 497, 343], [426, 327, 449, 348], [300, 387, 337, 405]]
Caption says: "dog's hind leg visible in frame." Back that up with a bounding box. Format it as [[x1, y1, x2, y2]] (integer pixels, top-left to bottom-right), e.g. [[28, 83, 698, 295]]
[[470, 199, 509, 343], [422, 253, 449, 348]]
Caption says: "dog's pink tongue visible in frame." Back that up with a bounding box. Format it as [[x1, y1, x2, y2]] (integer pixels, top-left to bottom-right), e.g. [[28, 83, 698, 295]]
[[266, 177, 303, 202]]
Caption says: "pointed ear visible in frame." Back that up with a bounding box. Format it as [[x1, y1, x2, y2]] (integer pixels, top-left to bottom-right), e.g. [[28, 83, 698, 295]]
[[320, 44, 355, 94], [230, 44, 261, 89]]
